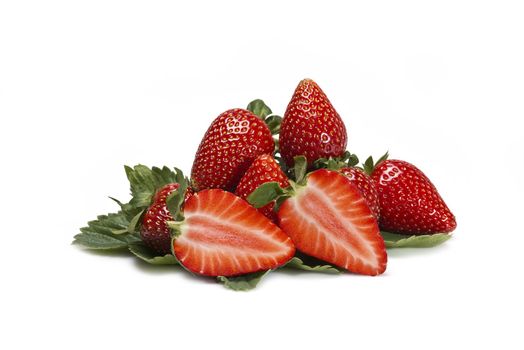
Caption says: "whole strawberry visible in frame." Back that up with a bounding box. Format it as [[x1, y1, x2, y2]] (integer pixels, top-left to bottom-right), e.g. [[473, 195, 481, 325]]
[[370, 159, 456, 235], [339, 167, 380, 219], [235, 154, 289, 222], [279, 79, 347, 167], [140, 183, 193, 255], [191, 108, 275, 191]]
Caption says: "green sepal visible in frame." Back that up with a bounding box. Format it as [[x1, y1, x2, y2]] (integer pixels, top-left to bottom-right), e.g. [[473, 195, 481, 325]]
[[247, 182, 287, 208], [293, 155, 308, 185], [125, 208, 145, 234], [314, 151, 360, 171], [128, 243, 179, 265], [247, 99, 272, 120], [265, 115, 282, 135], [362, 151, 389, 175], [217, 270, 271, 291], [165, 168, 189, 221], [73, 211, 142, 250], [381, 231, 451, 248], [167, 221, 184, 238], [283, 257, 341, 274]]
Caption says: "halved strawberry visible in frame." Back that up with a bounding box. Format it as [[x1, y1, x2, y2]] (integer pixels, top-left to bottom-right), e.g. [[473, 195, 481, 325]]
[[235, 154, 290, 222], [249, 165, 387, 276], [169, 189, 295, 277]]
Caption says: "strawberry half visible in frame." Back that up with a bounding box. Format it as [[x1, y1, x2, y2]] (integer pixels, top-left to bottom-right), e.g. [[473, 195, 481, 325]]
[[169, 189, 295, 277], [249, 164, 387, 276], [191, 108, 275, 191], [370, 159, 457, 235], [235, 154, 290, 222], [279, 79, 347, 167], [314, 153, 380, 219]]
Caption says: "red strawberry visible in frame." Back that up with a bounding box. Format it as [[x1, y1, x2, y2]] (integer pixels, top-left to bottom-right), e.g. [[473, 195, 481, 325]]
[[249, 168, 387, 276], [140, 183, 193, 255], [235, 154, 289, 221], [339, 167, 380, 219], [170, 189, 295, 277], [279, 79, 347, 167], [371, 159, 457, 235], [191, 108, 275, 191]]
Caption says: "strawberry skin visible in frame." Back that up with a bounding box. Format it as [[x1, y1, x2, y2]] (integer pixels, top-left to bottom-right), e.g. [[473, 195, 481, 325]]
[[371, 160, 457, 235], [235, 154, 289, 221], [339, 167, 380, 219], [191, 108, 275, 191], [173, 189, 295, 277], [280, 79, 347, 167], [141, 202, 173, 255], [140, 183, 192, 255], [278, 169, 387, 276]]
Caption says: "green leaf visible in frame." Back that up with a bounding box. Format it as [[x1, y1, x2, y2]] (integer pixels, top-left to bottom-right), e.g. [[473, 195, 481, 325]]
[[126, 209, 145, 234], [124, 165, 182, 209], [128, 243, 179, 265], [376, 151, 389, 166], [217, 270, 271, 291], [247, 182, 285, 208], [246, 99, 272, 120], [265, 115, 282, 135], [166, 169, 188, 221], [73, 212, 141, 250], [283, 257, 341, 274], [293, 155, 308, 184], [381, 231, 452, 248], [363, 156, 374, 175]]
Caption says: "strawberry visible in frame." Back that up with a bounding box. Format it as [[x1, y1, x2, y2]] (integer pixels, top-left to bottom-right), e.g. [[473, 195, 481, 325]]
[[279, 79, 347, 167], [169, 189, 295, 277], [140, 183, 193, 255], [235, 154, 289, 222], [339, 167, 380, 219], [248, 165, 387, 276], [370, 159, 457, 235], [191, 108, 275, 191]]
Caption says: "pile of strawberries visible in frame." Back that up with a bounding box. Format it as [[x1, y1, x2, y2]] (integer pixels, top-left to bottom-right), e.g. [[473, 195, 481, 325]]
[[75, 79, 456, 290]]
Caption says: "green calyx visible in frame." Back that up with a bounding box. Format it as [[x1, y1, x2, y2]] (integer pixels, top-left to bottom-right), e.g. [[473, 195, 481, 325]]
[[247, 156, 309, 212], [246, 99, 282, 135], [313, 151, 360, 171], [165, 168, 189, 222], [362, 151, 389, 175]]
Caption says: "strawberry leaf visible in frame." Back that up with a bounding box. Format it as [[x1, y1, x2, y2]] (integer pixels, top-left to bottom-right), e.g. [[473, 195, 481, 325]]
[[217, 270, 270, 291], [284, 257, 341, 274], [381, 231, 451, 248], [166, 168, 188, 221], [247, 182, 286, 208], [265, 115, 282, 135], [73, 212, 141, 250], [128, 243, 179, 265], [247, 99, 272, 120], [293, 155, 308, 184], [124, 165, 181, 208]]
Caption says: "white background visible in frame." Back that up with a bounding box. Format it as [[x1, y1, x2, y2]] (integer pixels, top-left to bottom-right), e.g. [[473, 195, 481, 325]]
[[1, 1, 523, 349]]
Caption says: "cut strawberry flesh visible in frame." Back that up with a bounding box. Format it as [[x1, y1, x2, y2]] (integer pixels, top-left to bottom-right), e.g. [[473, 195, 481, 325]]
[[173, 189, 295, 277], [278, 169, 387, 276]]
